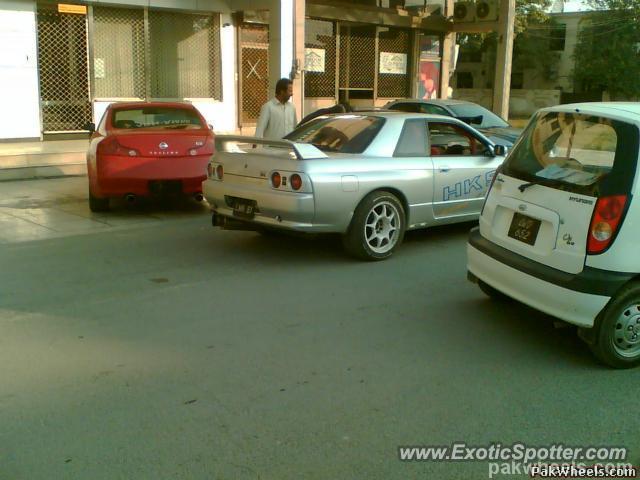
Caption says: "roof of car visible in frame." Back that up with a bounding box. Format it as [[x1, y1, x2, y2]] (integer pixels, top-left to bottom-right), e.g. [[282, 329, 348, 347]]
[[542, 102, 640, 121], [390, 98, 471, 107], [327, 111, 464, 122], [109, 101, 196, 110]]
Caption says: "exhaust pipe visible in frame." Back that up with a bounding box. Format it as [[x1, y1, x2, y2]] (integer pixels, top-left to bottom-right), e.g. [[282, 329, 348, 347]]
[[194, 192, 204, 202], [211, 213, 258, 231], [125, 193, 137, 204]]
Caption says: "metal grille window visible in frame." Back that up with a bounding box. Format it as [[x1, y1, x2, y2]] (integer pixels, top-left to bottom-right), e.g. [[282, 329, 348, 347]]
[[148, 10, 222, 99], [339, 25, 376, 90], [37, 6, 91, 132], [304, 19, 337, 98], [93, 7, 145, 99], [239, 23, 269, 125], [377, 27, 412, 98]]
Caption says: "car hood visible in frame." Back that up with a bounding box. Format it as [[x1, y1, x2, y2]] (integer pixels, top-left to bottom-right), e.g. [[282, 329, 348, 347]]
[[478, 127, 522, 146]]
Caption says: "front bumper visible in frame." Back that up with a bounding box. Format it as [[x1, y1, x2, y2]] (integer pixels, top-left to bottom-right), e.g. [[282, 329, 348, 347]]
[[466, 228, 633, 328], [203, 178, 317, 232]]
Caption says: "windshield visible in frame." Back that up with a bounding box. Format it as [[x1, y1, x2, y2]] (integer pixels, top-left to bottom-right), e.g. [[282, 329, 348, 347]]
[[448, 104, 510, 129], [112, 107, 204, 130], [285, 115, 385, 154], [502, 111, 639, 196]]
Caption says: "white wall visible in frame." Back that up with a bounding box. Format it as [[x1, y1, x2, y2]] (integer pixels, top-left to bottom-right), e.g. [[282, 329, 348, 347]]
[[0, 0, 40, 140]]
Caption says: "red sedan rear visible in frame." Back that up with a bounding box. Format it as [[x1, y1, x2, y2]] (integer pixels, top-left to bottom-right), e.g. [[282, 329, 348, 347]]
[[86, 102, 214, 212]]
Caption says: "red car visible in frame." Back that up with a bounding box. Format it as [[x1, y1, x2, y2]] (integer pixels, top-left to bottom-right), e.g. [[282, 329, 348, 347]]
[[86, 102, 215, 212]]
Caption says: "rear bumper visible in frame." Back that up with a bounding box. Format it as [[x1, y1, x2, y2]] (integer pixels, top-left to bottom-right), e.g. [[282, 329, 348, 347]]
[[203, 178, 317, 232], [466, 228, 634, 327], [92, 155, 208, 196]]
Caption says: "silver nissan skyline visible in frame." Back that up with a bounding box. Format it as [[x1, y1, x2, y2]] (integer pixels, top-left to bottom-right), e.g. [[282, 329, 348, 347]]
[[203, 112, 507, 260]]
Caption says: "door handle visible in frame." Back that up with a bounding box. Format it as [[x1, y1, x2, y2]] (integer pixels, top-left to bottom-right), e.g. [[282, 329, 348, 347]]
[[439, 166, 451, 173]]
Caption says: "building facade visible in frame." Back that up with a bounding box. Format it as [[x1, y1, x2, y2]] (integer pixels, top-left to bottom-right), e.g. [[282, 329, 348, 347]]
[[1, 0, 470, 141]]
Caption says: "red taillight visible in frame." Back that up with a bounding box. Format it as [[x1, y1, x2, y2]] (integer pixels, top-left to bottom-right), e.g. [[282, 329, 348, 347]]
[[271, 172, 281, 188], [587, 195, 628, 254], [216, 165, 224, 180], [290, 174, 302, 191], [97, 137, 139, 157]]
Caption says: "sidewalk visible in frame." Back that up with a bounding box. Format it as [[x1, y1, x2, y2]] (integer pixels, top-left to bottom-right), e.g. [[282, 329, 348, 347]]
[[0, 176, 209, 243], [0, 139, 88, 181]]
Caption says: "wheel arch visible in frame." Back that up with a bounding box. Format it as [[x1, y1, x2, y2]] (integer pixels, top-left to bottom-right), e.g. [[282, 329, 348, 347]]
[[357, 187, 410, 224]]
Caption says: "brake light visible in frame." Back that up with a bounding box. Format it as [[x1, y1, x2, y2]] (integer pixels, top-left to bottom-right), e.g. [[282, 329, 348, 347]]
[[290, 174, 302, 191], [271, 172, 281, 188], [587, 195, 628, 254], [97, 137, 140, 157], [216, 165, 224, 180]]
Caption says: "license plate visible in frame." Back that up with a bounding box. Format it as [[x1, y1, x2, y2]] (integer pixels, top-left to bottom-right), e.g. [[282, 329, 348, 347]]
[[232, 199, 257, 219], [508, 212, 541, 246]]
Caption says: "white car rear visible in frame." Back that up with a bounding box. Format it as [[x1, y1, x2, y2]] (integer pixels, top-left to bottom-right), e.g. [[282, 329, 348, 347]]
[[467, 102, 640, 368]]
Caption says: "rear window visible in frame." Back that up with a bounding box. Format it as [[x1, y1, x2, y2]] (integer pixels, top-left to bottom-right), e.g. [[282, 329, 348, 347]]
[[502, 111, 639, 196], [112, 107, 204, 130], [285, 115, 385, 154]]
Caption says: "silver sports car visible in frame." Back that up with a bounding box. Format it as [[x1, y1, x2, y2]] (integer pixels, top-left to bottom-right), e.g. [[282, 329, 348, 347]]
[[203, 112, 507, 260]]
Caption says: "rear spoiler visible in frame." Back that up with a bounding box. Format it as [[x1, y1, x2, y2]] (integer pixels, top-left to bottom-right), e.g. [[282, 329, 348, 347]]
[[215, 135, 328, 160]]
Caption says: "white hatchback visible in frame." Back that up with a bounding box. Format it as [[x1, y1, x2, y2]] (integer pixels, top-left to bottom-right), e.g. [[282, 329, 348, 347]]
[[467, 103, 640, 368]]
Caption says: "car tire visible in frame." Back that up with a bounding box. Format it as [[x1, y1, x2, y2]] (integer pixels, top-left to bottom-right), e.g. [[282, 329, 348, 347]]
[[590, 283, 640, 369], [89, 189, 110, 212], [478, 280, 511, 301], [342, 190, 405, 261]]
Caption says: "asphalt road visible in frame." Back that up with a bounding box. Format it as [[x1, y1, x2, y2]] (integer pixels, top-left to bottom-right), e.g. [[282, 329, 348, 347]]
[[1, 194, 639, 480]]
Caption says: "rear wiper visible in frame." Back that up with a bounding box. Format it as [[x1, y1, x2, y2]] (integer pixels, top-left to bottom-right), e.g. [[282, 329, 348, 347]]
[[518, 182, 537, 193]]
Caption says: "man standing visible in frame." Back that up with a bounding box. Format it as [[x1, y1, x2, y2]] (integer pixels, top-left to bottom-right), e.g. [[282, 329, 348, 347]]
[[255, 78, 297, 139]]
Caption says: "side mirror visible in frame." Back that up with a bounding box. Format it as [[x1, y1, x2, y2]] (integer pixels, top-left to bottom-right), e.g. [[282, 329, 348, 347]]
[[85, 122, 96, 135], [493, 144, 507, 156], [208, 124, 214, 130]]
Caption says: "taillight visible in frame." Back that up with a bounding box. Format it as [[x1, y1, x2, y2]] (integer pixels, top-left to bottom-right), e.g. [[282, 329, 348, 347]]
[[271, 172, 281, 188], [587, 195, 628, 255], [290, 174, 302, 191], [207, 163, 214, 177], [216, 165, 224, 180], [97, 137, 139, 157]]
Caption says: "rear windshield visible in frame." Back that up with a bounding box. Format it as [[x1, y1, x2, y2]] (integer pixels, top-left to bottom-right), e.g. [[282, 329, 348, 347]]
[[112, 107, 204, 130], [285, 115, 385, 154], [502, 111, 639, 196]]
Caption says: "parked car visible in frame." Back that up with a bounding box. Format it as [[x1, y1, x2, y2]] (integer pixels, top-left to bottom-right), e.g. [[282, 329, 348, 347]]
[[204, 112, 506, 260], [385, 99, 523, 146], [86, 102, 215, 212], [467, 102, 640, 368]]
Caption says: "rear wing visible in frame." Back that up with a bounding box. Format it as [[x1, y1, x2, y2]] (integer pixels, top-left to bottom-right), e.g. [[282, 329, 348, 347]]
[[215, 135, 328, 160]]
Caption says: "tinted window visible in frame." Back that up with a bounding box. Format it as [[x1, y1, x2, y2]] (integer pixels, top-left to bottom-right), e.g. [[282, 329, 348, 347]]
[[421, 104, 449, 116], [448, 104, 509, 129], [428, 122, 490, 156], [394, 119, 428, 157], [388, 103, 421, 113], [112, 107, 204, 130], [285, 115, 385, 154], [502, 111, 640, 196]]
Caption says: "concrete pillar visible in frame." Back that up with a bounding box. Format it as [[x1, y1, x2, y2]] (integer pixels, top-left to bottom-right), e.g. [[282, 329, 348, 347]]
[[292, 0, 305, 118], [268, 0, 304, 117], [439, 0, 455, 99], [492, 0, 516, 120]]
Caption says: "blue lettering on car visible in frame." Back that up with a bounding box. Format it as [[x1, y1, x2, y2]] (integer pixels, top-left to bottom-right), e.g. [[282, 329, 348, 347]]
[[442, 169, 497, 201]]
